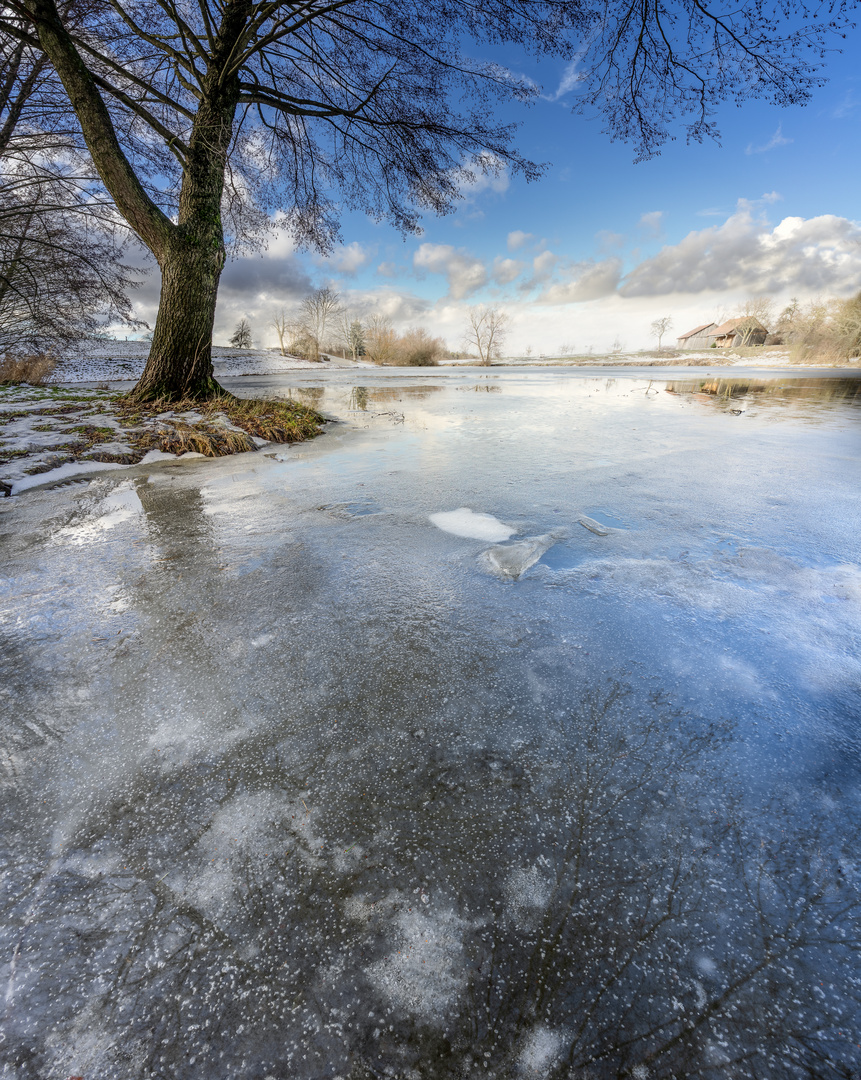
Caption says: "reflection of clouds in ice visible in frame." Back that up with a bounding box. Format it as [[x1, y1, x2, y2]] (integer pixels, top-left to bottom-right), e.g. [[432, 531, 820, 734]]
[[52, 482, 143, 545], [536, 548, 861, 679], [367, 902, 470, 1022]]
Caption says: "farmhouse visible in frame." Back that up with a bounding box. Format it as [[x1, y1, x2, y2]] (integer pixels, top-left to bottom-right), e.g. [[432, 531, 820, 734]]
[[676, 323, 717, 349], [708, 317, 768, 348]]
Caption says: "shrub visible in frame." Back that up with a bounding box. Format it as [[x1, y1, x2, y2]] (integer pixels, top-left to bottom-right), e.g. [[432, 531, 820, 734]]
[[392, 326, 444, 366], [0, 352, 57, 384]]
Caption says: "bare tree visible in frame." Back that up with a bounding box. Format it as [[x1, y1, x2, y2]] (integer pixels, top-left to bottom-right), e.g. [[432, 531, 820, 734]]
[[2, 0, 837, 399], [336, 306, 367, 361], [300, 287, 341, 362], [229, 318, 252, 349], [270, 309, 292, 356], [737, 295, 773, 345], [559, 342, 574, 356], [650, 316, 673, 350], [464, 306, 509, 366]]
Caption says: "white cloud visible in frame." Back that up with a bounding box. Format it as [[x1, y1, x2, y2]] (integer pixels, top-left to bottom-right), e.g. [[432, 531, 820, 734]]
[[619, 205, 861, 297], [638, 210, 664, 237], [507, 230, 535, 252], [546, 51, 588, 101], [456, 154, 510, 202], [746, 124, 793, 155], [761, 191, 782, 204], [492, 256, 525, 285], [319, 241, 370, 275], [413, 243, 488, 299], [538, 258, 623, 303]]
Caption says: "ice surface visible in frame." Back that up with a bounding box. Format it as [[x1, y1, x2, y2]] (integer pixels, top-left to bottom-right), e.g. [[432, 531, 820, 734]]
[[10, 458, 126, 493], [429, 506, 514, 541], [1, 368, 859, 1080]]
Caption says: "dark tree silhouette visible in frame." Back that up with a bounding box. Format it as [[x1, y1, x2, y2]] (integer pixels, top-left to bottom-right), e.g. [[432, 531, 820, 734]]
[[229, 317, 252, 349], [0, 20, 139, 352], [1, 0, 845, 398]]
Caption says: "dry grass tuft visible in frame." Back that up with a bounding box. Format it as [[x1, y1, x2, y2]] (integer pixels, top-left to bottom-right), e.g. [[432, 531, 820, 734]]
[[115, 395, 324, 456], [0, 353, 57, 385], [136, 422, 256, 457]]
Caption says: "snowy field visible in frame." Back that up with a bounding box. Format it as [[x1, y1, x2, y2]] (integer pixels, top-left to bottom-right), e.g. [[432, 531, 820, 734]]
[[52, 340, 368, 383], [1, 367, 860, 1079]]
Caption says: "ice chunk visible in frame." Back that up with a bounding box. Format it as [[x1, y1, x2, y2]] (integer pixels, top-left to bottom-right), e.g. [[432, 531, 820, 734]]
[[430, 507, 514, 542], [481, 532, 562, 580], [577, 514, 613, 536]]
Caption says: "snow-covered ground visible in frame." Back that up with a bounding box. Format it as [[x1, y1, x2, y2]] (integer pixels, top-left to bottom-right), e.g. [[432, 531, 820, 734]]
[[1, 368, 860, 1078], [52, 340, 370, 382]]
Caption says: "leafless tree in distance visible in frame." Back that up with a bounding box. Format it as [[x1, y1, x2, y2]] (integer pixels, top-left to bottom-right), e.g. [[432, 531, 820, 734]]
[[465, 306, 509, 366], [0, 21, 140, 353], [300, 287, 341, 362], [229, 318, 253, 349], [650, 316, 673, 350]]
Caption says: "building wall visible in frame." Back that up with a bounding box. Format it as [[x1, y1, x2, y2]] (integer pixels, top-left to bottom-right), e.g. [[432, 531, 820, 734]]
[[677, 332, 713, 349]]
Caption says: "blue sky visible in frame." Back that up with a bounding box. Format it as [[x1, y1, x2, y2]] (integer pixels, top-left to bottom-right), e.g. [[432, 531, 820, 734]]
[[126, 24, 861, 353]]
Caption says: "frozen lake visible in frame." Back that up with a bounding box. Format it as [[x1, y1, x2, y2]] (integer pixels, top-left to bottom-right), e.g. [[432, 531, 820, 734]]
[[1, 367, 860, 1079]]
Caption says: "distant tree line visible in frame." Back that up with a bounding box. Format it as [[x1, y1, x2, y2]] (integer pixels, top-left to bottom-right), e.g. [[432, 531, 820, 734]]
[[265, 288, 447, 366]]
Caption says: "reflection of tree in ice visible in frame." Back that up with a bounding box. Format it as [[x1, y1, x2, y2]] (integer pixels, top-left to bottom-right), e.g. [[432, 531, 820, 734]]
[[1, 682, 858, 1079]]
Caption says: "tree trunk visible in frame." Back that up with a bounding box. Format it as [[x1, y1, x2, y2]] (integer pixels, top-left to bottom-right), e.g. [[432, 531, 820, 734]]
[[26, 0, 249, 402], [130, 230, 226, 401]]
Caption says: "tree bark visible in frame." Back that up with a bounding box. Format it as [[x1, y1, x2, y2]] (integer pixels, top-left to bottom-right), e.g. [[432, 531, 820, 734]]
[[131, 231, 226, 400]]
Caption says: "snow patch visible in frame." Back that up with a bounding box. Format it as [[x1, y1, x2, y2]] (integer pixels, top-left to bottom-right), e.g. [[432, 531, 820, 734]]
[[430, 507, 514, 542], [11, 459, 126, 494]]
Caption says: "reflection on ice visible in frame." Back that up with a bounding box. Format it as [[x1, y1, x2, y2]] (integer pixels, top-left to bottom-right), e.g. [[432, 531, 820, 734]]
[[1, 368, 859, 1079]]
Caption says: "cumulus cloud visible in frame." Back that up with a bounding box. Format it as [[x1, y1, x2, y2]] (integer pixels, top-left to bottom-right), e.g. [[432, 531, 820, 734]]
[[492, 256, 525, 285], [619, 206, 861, 297], [413, 242, 488, 299], [317, 241, 371, 275], [538, 258, 623, 303], [507, 230, 535, 252], [746, 124, 792, 155]]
